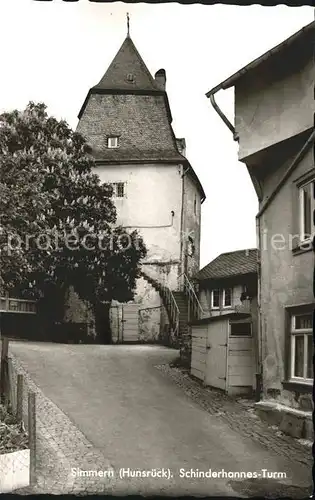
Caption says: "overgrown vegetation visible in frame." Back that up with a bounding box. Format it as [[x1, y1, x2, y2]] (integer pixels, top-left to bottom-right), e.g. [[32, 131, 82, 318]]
[[0, 404, 28, 455], [0, 102, 147, 339]]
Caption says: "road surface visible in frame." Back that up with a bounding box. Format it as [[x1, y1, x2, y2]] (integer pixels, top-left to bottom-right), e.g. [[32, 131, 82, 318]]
[[10, 341, 312, 496]]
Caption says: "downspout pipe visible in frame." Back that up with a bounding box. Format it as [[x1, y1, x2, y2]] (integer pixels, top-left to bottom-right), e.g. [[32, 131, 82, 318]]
[[255, 215, 263, 402], [208, 91, 235, 136]]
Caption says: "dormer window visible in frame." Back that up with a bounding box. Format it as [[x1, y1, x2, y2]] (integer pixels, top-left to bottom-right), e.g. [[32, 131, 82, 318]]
[[107, 136, 119, 149], [127, 73, 135, 83]]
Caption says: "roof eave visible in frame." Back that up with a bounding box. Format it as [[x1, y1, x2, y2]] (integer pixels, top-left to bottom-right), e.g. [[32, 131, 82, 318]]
[[196, 270, 257, 283], [189, 312, 251, 326], [205, 20, 315, 97], [182, 158, 206, 202]]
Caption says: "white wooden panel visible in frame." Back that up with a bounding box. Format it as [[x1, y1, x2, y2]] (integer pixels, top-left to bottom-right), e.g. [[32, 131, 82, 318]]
[[229, 337, 252, 348], [228, 355, 253, 367], [191, 324, 207, 382], [191, 360, 206, 374], [192, 333, 207, 339], [228, 365, 253, 376], [191, 326, 207, 380], [110, 305, 122, 343], [123, 334, 138, 341], [191, 325, 207, 380], [205, 320, 228, 391], [122, 304, 139, 342], [229, 350, 252, 356], [192, 343, 207, 352], [192, 332, 207, 340], [227, 330, 254, 388], [192, 333, 207, 340], [192, 344, 207, 353], [229, 375, 253, 386], [192, 348, 206, 359], [192, 346, 206, 359], [191, 367, 205, 381], [191, 358, 206, 372]]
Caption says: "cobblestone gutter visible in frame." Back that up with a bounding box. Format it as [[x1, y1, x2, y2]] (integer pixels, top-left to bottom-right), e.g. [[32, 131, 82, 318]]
[[155, 364, 312, 469], [10, 354, 115, 495]]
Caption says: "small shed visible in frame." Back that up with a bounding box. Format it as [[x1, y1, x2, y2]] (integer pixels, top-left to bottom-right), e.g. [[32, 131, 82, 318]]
[[191, 312, 256, 396]]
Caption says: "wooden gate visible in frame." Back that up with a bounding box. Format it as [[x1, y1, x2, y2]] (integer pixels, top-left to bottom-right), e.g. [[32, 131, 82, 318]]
[[110, 303, 139, 343], [122, 304, 140, 342], [205, 319, 228, 391]]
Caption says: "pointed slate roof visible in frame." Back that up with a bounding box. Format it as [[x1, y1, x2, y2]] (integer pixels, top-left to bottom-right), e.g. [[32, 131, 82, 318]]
[[93, 35, 160, 92], [76, 34, 206, 201], [196, 249, 258, 281]]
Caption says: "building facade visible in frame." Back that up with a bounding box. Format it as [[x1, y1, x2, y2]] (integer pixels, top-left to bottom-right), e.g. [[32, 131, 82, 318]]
[[197, 249, 258, 320], [76, 34, 205, 343], [207, 21, 315, 437]]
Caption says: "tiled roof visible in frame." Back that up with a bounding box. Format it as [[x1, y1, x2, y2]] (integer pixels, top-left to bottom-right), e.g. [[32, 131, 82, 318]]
[[77, 92, 184, 163], [93, 36, 160, 92], [196, 249, 258, 281]]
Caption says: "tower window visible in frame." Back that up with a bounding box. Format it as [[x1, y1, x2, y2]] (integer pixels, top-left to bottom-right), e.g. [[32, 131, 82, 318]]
[[107, 136, 119, 149], [187, 236, 195, 257], [127, 73, 135, 82], [112, 182, 125, 198]]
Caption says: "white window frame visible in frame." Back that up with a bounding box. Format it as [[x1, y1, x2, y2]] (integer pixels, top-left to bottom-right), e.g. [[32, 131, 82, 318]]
[[211, 289, 220, 309], [299, 178, 315, 242], [222, 288, 232, 308], [290, 312, 313, 384], [107, 136, 119, 149]]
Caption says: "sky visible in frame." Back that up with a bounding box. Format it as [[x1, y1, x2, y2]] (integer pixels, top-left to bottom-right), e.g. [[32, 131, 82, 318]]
[[0, 1, 313, 267]]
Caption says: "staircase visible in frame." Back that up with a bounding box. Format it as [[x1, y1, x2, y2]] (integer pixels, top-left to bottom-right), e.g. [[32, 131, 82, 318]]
[[140, 271, 180, 343], [172, 291, 190, 352], [140, 271, 204, 359]]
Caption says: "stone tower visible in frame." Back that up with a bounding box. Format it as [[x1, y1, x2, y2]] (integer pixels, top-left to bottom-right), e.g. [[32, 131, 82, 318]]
[[76, 33, 205, 343]]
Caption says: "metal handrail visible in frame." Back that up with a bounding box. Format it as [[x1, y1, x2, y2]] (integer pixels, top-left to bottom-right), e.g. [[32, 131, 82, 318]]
[[178, 272, 204, 321], [160, 285, 180, 337], [182, 273, 204, 311]]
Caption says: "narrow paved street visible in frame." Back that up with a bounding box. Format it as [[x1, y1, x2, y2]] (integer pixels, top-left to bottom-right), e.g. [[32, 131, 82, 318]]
[[10, 341, 312, 497]]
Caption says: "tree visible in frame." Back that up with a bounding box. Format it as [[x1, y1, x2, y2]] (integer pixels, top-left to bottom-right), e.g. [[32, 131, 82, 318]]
[[0, 102, 146, 338]]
